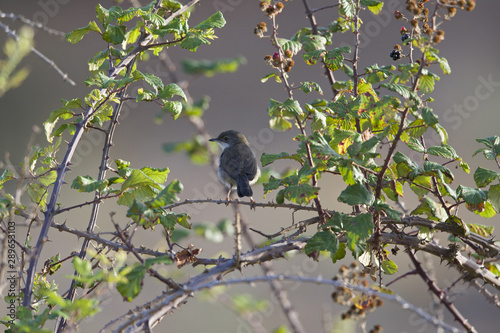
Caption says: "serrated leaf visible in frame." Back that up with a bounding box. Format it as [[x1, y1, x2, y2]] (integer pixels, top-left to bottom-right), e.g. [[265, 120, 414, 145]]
[[261, 152, 303, 167], [474, 167, 499, 188], [345, 213, 373, 258], [427, 145, 458, 159], [117, 264, 146, 302], [194, 11, 226, 30], [407, 137, 425, 153], [66, 21, 101, 44], [467, 223, 494, 237], [374, 201, 402, 221], [418, 74, 435, 94], [338, 184, 375, 206], [361, 0, 384, 15], [300, 81, 323, 95], [278, 184, 318, 205], [381, 259, 397, 275], [159, 83, 187, 101], [102, 24, 126, 44], [422, 107, 438, 126], [71, 175, 108, 192], [488, 184, 500, 213], [304, 230, 339, 256], [148, 180, 183, 208], [457, 185, 487, 205], [277, 38, 302, 56]]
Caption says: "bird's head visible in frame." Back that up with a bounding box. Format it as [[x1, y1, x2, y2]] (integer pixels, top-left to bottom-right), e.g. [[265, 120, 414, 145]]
[[209, 130, 249, 150]]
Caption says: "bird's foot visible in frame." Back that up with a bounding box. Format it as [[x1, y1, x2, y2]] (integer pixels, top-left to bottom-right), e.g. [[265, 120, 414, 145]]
[[250, 197, 256, 210]]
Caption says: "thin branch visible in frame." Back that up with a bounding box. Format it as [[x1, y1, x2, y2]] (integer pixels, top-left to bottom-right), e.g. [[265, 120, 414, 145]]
[[22, 0, 199, 308], [103, 239, 308, 332], [408, 250, 478, 333], [301, 0, 338, 97], [240, 215, 306, 333], [163, 198, 318, 212], [0, 10, 66, 37], [0, 21, 76, 86]]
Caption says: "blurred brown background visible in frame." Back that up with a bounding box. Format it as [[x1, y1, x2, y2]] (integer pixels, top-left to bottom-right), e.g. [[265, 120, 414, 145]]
[[1, 0, 499, 332]]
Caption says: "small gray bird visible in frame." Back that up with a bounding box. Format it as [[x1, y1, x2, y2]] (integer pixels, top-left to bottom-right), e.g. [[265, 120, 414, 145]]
[[209, 130, 260, 202]]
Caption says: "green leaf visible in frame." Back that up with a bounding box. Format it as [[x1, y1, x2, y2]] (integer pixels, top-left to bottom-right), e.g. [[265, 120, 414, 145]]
[[182, 56, 246, 77], [269, 116, 292, 131], [433, 123, 448, 144], [338, 183, 375, 206], [303, 49, 326, 66], [473, 167, 499, 188], [194, 11, 226, 30], [300, 81, 323, 95], [102, 24, 126, 44], [71, 175, 108, 192], [361, 0, 384, 15], [381, 259, 398, 275], [0, 168, 15, 190], [282, 98, 304, 117], [304, 230, 339, 256], [324, 49, 345, 71], [418, 74, 435, 94], [457, 185, 487, 205], [374, 201, 402, 221], [144, 255, 172, 269], [488, 184, 500, 213], [148, 180, 183, 208], [162, 101, 183, 120], [345, 213, 373, 258], [43, 107, 75, 142], [427, 145, 459, 159], [277, 184, 318, 205], [407, 137, 425, 153], [277, 38, 302, 56], [117, 264, 146, 302], [422, 107, 438, 126], [66, 21, 101, 44], [159, 83, 187, 101], [261, 152, 303, 167], [73, 257, 92, 277], [476, 136, 500, 149], [411, 197, 445, 221], [261, 72, 282, 83]]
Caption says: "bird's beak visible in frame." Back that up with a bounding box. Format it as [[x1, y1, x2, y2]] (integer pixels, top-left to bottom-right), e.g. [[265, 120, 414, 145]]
[[209, 138, 217, 142]]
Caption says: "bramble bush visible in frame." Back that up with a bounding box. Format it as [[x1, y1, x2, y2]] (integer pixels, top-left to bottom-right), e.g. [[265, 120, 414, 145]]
[[1, 0, 498, 332]]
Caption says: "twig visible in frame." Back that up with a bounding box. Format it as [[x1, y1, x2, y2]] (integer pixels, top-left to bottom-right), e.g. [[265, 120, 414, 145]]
[[408, 250, 478, 333], [163, 198, 318, 211], [301, 0, 338, 97], [0, 10, 66, 37], [0, 21, 76, 86]]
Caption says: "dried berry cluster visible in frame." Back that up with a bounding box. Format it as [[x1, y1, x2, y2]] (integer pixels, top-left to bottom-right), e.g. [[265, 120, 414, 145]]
[[331, 262, 384, 328], [259, 0, 286, 18], [264, 51, 295, 72], [255, 1, 295, 73], [390, 0, 475, 61]]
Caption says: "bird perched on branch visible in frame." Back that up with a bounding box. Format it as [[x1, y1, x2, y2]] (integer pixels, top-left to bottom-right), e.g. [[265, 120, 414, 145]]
[[209, 130, 260, 203]]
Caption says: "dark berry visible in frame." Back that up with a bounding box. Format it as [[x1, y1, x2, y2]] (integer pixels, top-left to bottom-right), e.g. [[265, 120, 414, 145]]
[[401, 33, 410, 42]]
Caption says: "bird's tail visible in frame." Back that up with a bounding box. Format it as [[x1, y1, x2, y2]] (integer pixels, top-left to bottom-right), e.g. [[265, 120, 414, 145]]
[[236, 175, 253, 197]]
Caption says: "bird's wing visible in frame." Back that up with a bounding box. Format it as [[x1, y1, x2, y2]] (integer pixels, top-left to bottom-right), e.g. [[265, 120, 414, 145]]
[[220, 144, 258, 181], [219, 147, 244, 180]]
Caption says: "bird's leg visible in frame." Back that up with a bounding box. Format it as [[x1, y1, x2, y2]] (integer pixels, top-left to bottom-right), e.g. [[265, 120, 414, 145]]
[[250, 197, 256, 210], [225, 188, 231, 205]]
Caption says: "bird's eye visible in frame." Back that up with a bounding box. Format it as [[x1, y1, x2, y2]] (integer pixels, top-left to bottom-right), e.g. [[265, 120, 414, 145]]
[[223, 136, 228, 141]]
